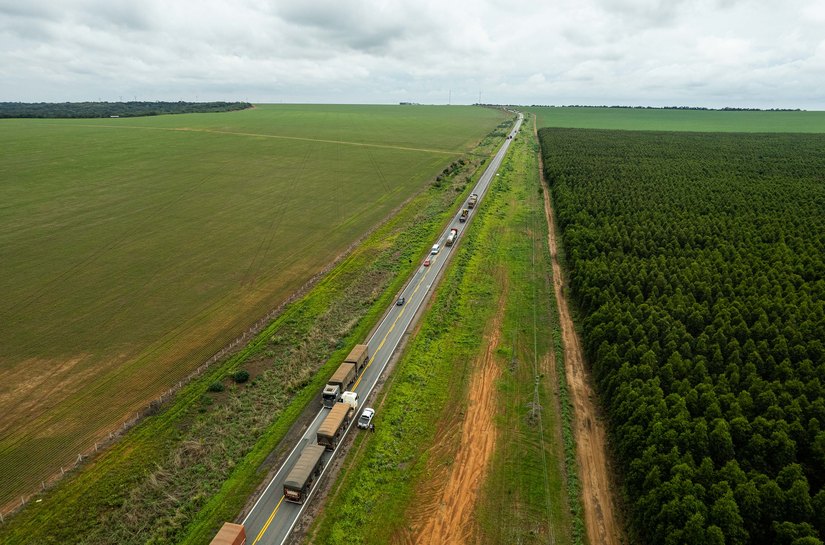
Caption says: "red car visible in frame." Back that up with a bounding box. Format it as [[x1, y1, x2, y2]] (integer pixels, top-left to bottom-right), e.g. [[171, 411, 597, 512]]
[[423, 258, 431, 267]]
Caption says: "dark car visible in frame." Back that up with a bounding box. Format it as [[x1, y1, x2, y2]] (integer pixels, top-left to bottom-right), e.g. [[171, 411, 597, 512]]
[[396, 296, 405, 306]]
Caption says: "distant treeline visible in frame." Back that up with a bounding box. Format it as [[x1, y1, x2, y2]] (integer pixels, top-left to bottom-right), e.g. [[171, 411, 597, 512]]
[[528, 104, 803, 111], [0, 101, 252, 119]]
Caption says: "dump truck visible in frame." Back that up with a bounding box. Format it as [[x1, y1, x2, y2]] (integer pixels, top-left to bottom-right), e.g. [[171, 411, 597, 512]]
[[283, 444, 326, 504], [322, 362, 355, 408], [322, 344, 369, 407], [317, 401, 355, 450], [445, 228, 458, 247], [209, 522, 246, 545], [459, 209, 469, 223], [345, 344, 369, 374], [468, 193, 479, 208]]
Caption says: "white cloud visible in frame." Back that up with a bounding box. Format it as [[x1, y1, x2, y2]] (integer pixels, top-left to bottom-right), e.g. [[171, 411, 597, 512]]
[[0, 0, 822, 107]]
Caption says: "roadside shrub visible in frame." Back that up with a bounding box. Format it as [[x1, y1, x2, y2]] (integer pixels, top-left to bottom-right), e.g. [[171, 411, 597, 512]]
[[207, 381, 225, 393], [233, 370, 250, 384]]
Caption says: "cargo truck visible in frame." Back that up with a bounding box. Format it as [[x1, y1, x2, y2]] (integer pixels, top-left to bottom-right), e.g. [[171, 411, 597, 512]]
[[445, 228, 458, 246], [321, 344, 369, 407], [468, 193, 478, 208], [322, 363, 355, 408], [283, 444, 326, 504], [459, 209, 469, 223], [317, 400, 356, 450], [345, 344, 369, 372], [209, 522, 246, 545]]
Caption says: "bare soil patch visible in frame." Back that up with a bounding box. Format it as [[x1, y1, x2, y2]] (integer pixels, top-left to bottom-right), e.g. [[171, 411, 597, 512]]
[[395, 283, 506, 545], [537, 122, 624, 545]]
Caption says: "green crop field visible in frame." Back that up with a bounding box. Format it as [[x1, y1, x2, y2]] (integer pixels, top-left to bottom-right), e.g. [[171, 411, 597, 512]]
[[0, 104, 507, 511], [527, 106, 825, 132]]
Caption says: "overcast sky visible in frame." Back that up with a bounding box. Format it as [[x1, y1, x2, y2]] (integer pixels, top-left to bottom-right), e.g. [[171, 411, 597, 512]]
[[1, 0, 823, 108]]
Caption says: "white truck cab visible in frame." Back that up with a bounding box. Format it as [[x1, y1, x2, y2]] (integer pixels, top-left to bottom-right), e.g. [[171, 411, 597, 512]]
[[341, 391, 359, 411]]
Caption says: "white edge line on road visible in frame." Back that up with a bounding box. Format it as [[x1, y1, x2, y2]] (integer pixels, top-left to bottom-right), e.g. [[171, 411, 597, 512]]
[[246, 113, 523, 544]]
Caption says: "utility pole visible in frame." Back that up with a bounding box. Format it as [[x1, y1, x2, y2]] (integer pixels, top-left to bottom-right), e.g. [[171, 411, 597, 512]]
[[448, 89, 451, 105]]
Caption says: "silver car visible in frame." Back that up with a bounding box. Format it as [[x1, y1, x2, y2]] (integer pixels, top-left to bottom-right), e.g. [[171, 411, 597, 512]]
[[357, 407, 375, 429]]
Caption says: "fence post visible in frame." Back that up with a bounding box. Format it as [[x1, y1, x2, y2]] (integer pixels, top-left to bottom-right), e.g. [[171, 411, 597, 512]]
[[77, 453, 83, 464], [60, 466, 65, 476]]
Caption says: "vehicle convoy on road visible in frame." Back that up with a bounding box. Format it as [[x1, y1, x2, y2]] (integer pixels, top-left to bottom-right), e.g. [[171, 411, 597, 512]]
[[322, 344, 368, 407], [282, 445, 325, 504], [446, 228, 458, 246], [317, 400, 356, 450], [468, 193, 478, 208], [210, 113, 523, 545], [209, 522, 246, 545]]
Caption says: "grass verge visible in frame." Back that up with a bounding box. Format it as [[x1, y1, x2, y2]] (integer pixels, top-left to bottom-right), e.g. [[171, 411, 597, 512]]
[[475, 114, 576, 545], [307, 114, 575, 544]]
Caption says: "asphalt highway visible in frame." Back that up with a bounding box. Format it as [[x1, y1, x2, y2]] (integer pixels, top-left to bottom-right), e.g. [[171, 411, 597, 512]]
[[241, 112, 523, 545]]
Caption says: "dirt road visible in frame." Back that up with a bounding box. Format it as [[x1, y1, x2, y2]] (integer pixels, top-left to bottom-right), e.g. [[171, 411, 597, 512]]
[[536, 122, 623, 545]]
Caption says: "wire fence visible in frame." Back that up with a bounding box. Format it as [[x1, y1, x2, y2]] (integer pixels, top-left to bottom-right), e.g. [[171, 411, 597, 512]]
[[0, 263, 338, 522], [0, 212, 397, 523], [0, 148, 472, 524]]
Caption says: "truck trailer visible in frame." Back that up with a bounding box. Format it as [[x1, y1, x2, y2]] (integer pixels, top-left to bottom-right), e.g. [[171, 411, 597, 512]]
[[317, 401, 355, 450], [468, 193, 479, 208], [344, 344, 369, 374], [459, 209, 469, 223], [209, 522, 246, 545], [283, 444, 326, 504], [322, 344, 369, 407], [322, 363, 355, 408]]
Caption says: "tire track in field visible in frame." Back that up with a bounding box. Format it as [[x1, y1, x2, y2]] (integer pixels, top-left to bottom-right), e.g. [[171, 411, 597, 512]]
[[48, 123, 456, 155], [0, 161, 237, 443], [1, 116, 461, 508], [0, 121, 422, 507], [239, 137, 315, 286], [0, 162, 230, 322], [0, 161, 251, 495]]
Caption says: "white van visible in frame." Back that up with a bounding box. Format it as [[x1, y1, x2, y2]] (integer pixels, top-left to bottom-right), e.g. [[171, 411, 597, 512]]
[[431, 244, 440, 255]]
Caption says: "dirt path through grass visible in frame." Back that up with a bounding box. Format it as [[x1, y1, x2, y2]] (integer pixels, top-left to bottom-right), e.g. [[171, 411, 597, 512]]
[[399, 284, 506, 545], [537, 122, 623, 545]]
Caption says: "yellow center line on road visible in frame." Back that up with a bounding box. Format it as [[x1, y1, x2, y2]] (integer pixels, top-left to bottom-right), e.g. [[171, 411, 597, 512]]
[[354, 262, 433, 390], [253, 495, 285, 545], [254, 259, 437, 543]]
